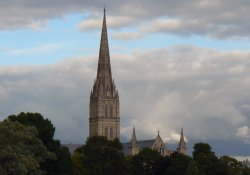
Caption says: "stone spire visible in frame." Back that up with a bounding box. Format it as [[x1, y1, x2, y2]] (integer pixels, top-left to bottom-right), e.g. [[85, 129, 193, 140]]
[[89, 9, 120, 140], [129, 127, 140, 156], [97, 8, 112, 83], [91, 8, 117, 99], [131, 126, 138, 148], [177, 128, 187, 155]]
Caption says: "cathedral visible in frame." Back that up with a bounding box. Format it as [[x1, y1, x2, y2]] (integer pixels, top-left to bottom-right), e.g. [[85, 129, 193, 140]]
[[88, 9, 187, 156]]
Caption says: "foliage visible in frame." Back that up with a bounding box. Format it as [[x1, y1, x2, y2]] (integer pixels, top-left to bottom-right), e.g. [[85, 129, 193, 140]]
[[73, 136, 128, 175], [7, 112, 73, 175], [72, 146, 89, 175], [151, 156, 171, 175], [130, 148, 161, 175], [8, 112, 55, 145], [186, 160, 202, 175], [0, 120, 55, 175], [220, 156, 250, 175], [42, 140, 73, 175], [166, 152, 192, 175], [193, 143, 228, 175]]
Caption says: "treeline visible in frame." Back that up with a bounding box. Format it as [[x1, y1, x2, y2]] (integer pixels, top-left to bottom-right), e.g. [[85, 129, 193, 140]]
[[0, 112, 250, 175]]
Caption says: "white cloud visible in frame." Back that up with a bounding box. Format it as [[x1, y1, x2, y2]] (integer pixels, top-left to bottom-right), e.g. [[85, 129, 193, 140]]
[[0, 45, 250, 144], [78, 16, 137, 31], [112, 32, 143, 40], [1, 0, 250, 38], [6, 43, 66, 56], [237, 126, 250, 138]]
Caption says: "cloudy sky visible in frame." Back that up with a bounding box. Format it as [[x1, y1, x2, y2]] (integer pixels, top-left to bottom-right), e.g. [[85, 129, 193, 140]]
[[0, 0, 250, 157]]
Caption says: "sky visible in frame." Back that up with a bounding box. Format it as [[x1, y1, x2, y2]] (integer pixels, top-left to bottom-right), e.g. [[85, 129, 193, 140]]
[[0, 0, 250, 157]]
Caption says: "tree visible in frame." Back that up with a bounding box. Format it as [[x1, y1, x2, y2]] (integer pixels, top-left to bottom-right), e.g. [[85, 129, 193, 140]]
[[73, 136, 128, 175], [0, 120, 55, 175], [186, 160, 203, 175], [151, 156, 171, 175], [8, 112, 55, 145], [193, 143, 228, 175], [72, 146, 89, 175], [167, 152, 192, 175], [7, 112, 73, 175], [193, 143, 214, 159], [220, 156, 249, 175], [130, 148, 161, 175]]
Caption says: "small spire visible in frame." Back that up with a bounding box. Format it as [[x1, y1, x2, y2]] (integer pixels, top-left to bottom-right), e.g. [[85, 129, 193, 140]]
[[158, 130, 160, 136], [178, 128, 187, 155], [131, 126, 138, 147]]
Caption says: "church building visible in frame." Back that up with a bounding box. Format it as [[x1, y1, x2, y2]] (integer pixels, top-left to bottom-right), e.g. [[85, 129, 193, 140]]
[[87, 9, 187, 156]]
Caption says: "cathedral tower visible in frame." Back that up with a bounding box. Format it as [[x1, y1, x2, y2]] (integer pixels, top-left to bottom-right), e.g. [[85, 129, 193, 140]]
[[89, 9, 120, 140]]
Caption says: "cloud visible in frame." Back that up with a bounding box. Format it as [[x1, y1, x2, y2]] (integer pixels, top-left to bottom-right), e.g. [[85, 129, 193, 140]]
[[112, 32, 144, 40], [1, 0, 250, 38], [236, 126, 250, 144], [237, 126, 250, 138], [78, 16, 137, 31], [6, 43, 66, 56], [0, 45, 249, 146]]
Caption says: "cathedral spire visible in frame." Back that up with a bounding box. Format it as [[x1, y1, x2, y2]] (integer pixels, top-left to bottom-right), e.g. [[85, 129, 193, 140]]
[[179, 128, 185, 146], [131, 126, 138, 147], [97, 8, 112, 81], [177, 128, 187, 155], [129, 126, 140, 156]]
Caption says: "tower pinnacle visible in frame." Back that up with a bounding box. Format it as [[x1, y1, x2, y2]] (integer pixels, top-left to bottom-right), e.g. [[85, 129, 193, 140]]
[[129, 126, 140, 155], [177, 128, 187, 155]]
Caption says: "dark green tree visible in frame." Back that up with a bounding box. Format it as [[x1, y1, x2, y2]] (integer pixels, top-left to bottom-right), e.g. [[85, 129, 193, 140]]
[[151, 156, 171, 175], [8, 112, 55, 145], [73, 136, 128, 175], [167, 152, 192, 175], [130, 148, 161, 175], [0, 120, 55, 175], [7, 112, 73, 175], [220, 156, 250, 175], [186, 160, 203, 175], [72, 146, 89, 175], [193, 143, 228, 175]]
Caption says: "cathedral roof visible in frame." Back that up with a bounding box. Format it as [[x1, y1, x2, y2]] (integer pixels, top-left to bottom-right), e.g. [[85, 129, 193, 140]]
[[123, 139, 155, 155]]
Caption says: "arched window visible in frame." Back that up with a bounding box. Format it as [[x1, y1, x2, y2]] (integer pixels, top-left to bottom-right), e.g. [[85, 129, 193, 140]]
[[110, 106, 113, 118], [105, 127, 108, 138], [110, 127, 113, 139], [105, 105, 108, 118]]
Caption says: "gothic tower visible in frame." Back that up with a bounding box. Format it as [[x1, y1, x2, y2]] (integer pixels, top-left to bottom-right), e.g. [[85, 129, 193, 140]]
[[177, 128, 187, 155], [89, 9, 120, 140], [128, 127, 140, 156]]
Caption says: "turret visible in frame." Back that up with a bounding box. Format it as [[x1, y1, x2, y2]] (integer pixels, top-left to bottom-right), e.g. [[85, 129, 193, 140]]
[[128, 127, 140, 156], [177, 128, 188, 155]]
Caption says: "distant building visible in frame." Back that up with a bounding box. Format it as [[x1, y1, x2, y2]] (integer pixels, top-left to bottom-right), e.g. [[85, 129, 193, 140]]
[[124, 128, 187, 156]]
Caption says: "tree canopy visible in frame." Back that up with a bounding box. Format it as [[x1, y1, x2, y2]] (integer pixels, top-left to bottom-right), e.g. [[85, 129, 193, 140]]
[[0, 120, 55, 175], [7, 112, 73, 175], [72, 136, 128, 175]]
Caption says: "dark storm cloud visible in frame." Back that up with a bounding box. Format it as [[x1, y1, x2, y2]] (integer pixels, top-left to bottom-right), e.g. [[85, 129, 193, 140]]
[[1, 0, 250, 38], [0, 45, 250, 146]]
